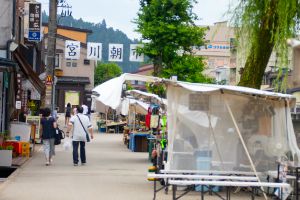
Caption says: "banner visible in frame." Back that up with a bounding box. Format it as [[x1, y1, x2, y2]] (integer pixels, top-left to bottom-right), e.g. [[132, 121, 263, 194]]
[[87, 42, 102, 60], [65, 40, 81, 60], [28, 3, 41, 41], [129, 44, 144, 62], [108, 44, 123, 62]]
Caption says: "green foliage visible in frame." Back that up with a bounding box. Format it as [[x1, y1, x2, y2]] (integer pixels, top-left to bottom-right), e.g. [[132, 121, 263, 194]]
[[94, 62, 122, 86], [42, 12, 142, 73], [135, 0, 208, 81], [146, 83, 166, 98], [5, 145, 13, 151], [161, 55, 213, 83], [232, 0, 300, 89], [0, 130, 9, 141]]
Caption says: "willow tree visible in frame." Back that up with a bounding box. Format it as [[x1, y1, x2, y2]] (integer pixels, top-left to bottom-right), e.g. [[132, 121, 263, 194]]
[[135, 0, 209, 83], [233, 0, 300, 89]]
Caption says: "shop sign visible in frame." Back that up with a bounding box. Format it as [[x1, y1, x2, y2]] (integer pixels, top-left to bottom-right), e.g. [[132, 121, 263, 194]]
[[28, 3, 41, 41], [16, 101, 21, 109], [26, 116, 41, 140]]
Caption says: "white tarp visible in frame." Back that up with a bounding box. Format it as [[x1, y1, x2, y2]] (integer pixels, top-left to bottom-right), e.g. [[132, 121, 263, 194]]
[[127, 89, 167, 105], [120, 98, 149, 116], [166, 81, 299, 177], [175, 81, 294, 101], [92, 73, 161, 109]]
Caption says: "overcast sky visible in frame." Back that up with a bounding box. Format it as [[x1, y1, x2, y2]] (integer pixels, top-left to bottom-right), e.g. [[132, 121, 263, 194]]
[[40, 0, 235, 40]]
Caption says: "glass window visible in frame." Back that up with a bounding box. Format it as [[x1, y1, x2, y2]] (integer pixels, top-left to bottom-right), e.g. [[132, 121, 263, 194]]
[[66, 62, 71, 67]]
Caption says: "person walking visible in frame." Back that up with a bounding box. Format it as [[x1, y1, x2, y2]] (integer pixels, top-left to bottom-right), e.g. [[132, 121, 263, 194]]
[[65, 103, 71, 127], [41, 107, 57, 166], [66, 106, 94, 166]]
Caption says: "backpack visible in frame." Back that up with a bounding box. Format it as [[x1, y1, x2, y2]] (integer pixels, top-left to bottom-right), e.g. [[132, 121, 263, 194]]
[[54, 128, 65, 145]]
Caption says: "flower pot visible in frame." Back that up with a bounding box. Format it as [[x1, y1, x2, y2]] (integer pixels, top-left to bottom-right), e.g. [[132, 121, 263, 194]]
[[0, 150, 12, 167]]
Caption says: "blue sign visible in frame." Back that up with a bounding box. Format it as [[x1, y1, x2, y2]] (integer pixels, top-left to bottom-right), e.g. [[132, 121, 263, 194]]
[[28, 31, 41, 41]]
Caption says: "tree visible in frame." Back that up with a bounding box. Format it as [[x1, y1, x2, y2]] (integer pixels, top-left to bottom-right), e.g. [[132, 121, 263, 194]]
[[233, 0, 300, 89], [135, 0, 210, 83], [94, 63, 122, 86]]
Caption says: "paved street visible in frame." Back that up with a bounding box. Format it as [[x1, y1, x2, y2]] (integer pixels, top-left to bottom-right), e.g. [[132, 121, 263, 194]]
[[0, 133, 154, 200], [0, 114, 265, 200]]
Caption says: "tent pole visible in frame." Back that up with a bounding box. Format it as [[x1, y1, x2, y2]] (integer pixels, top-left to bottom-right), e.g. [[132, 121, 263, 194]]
[[134, 105, 136, 131], [105, 107, 108, 133], [225, 99, 267, 200], [207, 111, 224, 171]]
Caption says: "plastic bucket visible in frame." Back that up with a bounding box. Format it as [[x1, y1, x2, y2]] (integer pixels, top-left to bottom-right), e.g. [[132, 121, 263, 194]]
[[15, 136, 21, 141]]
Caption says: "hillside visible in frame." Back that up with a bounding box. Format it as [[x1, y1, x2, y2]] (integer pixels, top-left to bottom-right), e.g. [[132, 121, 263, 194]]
[[42, 12, 142, 73]]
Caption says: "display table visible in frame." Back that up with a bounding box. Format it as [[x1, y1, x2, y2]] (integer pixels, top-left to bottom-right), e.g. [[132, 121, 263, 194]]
[[106, 121, 127, 133], [129, 132, 152, 152]]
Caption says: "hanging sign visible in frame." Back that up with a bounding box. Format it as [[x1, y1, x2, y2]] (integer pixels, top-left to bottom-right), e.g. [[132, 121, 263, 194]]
[[16, 101, 21, 109], [87, 42, 102, 60], [28, 3, 41, 41], [65, 40, 80, 60], [108, 43, 123, 62], [129, 44, 144, 62]]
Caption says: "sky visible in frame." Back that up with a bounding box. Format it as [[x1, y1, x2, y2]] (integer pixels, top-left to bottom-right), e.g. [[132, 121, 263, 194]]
[[39, 0, 235, 40]]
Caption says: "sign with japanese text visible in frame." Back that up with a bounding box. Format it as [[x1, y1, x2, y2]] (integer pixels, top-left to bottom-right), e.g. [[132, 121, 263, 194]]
[[16, 101, 21, 109], [28, 3, 41, 41], [65, 40, 80, 60], [87, 42, 102, 60], [108, 44, 123, 62], [129, 44, 144, 62]]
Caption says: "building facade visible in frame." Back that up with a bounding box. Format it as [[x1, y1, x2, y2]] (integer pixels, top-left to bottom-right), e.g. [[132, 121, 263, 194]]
[[193, 21, 236, 85], [43, 25, 95, 112], [0, 0, 45, 132]]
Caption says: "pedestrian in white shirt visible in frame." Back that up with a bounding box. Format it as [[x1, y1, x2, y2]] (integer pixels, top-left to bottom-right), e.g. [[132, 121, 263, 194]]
[[66, 106, 94, 166]]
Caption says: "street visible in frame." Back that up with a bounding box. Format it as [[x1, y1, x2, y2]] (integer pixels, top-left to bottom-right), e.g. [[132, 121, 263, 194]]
[[0, 114, 265, 200]]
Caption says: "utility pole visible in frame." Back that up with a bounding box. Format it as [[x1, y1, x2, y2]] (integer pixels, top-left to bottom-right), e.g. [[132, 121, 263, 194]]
[[45, 0, 57, 112]]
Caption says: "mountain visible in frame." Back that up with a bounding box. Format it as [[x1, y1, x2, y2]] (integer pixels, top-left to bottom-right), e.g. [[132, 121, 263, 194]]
[[42, 11, 142, 73]]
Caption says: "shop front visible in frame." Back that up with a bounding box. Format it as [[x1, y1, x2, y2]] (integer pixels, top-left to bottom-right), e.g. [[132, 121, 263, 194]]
[[55, 76, 90, 113]]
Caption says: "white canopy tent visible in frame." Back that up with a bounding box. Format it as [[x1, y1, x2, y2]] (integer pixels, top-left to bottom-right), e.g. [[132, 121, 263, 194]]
[[92, 74, 300, 177], [165, 80, 299, 178], [92, 73, 161, 109], [127, 90, 167, 106]]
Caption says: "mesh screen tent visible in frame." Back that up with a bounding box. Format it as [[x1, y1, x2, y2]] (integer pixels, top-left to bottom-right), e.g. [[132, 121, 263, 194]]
[[166, 81, 300, 177]]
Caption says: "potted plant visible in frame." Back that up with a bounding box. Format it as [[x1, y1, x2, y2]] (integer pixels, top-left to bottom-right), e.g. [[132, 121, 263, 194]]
[[0, 145, 13, 167]]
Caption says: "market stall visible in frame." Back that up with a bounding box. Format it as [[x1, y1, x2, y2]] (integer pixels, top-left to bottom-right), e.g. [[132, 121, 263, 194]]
[[165, 81, 300, 176]]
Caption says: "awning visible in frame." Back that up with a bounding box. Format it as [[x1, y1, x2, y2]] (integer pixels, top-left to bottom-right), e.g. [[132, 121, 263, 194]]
[[13, 52, 45, 96], [57, 76, 90, 84]]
